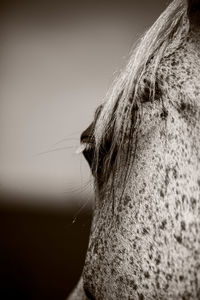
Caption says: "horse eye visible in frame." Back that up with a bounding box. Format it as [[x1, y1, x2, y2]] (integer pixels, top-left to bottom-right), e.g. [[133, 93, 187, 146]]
[[80, 122, 95, 168], [80, 104, 103, 168]]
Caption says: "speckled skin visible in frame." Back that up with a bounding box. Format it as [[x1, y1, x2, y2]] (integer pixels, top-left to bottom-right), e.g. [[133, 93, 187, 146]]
[[68, 8, 200, 300]]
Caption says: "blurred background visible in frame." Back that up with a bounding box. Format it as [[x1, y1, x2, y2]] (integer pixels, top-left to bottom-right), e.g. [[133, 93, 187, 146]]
[[0, 0, 167, 299]]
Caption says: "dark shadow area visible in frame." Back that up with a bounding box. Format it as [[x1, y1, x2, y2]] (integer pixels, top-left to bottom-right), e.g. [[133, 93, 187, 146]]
[[0, 193, 92, 300]]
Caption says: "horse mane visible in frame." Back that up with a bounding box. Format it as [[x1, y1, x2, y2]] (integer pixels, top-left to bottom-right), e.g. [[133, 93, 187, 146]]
[[92, 0, 189, 190]]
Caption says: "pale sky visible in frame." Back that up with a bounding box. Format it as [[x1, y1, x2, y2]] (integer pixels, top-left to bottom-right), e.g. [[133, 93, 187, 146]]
[[0, 0, 166, 203]]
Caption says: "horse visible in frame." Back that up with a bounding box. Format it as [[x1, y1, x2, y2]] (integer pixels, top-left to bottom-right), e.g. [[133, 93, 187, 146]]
[[68, 0, 200, 298]]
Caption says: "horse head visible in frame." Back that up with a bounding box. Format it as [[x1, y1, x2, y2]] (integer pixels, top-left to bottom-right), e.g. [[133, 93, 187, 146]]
[[69, 0, 200, 298]]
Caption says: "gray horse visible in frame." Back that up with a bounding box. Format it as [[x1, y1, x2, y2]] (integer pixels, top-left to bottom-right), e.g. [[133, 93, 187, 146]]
[[69, 0, 200, 298]]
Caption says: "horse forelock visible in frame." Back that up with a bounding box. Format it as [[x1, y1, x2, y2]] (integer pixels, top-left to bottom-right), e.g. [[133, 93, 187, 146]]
[[92, 0, 189, 190]]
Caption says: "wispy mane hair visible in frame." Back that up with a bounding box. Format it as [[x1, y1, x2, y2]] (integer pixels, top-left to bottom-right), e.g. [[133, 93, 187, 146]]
[[93, 0, 188, 191]]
